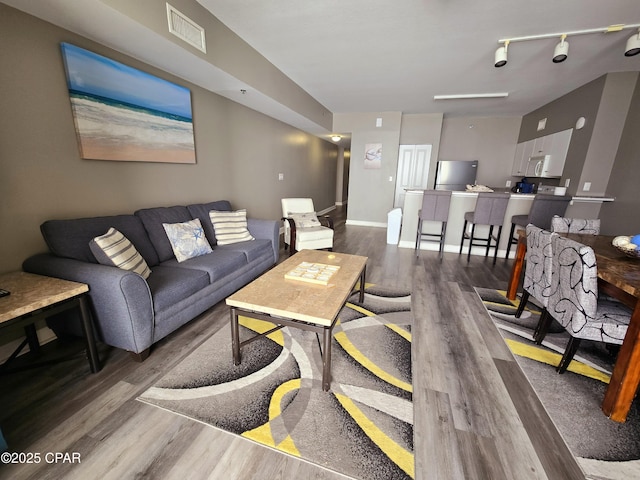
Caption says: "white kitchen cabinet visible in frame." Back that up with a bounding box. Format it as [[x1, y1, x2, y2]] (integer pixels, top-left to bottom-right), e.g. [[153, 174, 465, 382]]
[[512, 128, 573, 178], [541, 128, 572, 177], [511, 139, 534, 176]]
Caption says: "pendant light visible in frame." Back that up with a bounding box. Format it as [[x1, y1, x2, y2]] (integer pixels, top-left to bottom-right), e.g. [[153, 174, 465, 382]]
[[625, 28, 640, 56], [553, 35, 568, 63]]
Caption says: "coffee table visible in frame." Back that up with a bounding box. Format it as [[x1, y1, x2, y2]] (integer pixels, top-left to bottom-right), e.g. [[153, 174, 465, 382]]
[[226, 250, 368, 391]]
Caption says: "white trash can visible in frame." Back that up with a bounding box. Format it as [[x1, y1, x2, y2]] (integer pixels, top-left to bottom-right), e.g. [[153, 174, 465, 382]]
[[387, 208, 402, 244]]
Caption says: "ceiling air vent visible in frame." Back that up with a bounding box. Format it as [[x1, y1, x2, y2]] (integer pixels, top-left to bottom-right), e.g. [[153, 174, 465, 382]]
[[166, 3, 206, 53]]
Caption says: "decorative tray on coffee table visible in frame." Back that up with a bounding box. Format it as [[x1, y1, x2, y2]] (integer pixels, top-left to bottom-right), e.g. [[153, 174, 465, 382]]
[[285, 262, 341, 285]]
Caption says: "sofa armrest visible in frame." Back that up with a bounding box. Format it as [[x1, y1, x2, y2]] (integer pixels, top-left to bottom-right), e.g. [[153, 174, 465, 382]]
[[247, 218, 279, 263], [22, 253, 155, 354]]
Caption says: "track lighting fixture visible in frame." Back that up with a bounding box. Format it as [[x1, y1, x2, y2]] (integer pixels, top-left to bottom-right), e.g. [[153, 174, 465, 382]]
[[553, 35, 569, 63], [495, 23, 640, 67], [494, 41, 508, 68], [625, 28, 640, 56]]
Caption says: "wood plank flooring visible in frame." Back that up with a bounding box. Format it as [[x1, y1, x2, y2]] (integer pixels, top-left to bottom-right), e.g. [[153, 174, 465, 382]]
[[0, 207, 585, 479]]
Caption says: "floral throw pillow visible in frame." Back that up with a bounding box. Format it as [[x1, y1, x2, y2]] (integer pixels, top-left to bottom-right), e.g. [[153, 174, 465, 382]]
[[163, 218, 213, 262], [288, 212, 321, 228]]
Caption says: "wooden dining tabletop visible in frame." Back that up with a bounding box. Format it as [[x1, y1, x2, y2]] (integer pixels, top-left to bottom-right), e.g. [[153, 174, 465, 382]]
[[507, 232, 640, 422]]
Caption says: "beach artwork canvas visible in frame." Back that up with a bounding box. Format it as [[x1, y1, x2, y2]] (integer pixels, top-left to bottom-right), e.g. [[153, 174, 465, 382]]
[[60, 43, 196, 163]]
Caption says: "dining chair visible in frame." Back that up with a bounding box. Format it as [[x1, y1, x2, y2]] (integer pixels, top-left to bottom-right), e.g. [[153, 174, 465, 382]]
[[505, 194, 571, 259], [514, 225, 557, 343], [546, 235, 632, 373], [415, 190, 452, 259], [281, 198, 334, 256], [459, 192, 510, 264], [550, 216, 600, 235]]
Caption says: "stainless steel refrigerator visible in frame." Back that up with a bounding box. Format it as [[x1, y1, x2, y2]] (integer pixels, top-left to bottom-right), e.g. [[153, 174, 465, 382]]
[[433, 160, 478, 191]]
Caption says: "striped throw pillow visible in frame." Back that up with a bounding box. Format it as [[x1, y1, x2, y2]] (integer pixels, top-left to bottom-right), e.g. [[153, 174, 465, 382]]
[[90, 228, 151, 279], [209, 209, 255, 245]]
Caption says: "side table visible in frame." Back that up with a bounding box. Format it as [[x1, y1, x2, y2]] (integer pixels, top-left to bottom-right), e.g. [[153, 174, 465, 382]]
[[0, 271, 100, 373]]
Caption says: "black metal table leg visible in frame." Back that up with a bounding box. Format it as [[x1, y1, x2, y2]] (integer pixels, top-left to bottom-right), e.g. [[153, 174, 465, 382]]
[[322, 325, 333, 391], [230, 307, 241, 365], [78, 295, 101, 373]]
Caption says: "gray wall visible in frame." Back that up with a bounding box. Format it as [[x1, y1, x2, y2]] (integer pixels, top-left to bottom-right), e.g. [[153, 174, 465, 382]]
[[600, 77, 640, 234], [518, 73, 637, 198], [334, 113, 443, 225], [0, 5, 337, 273], [438, 116, 522, 189], [518, 72, 639, 234]]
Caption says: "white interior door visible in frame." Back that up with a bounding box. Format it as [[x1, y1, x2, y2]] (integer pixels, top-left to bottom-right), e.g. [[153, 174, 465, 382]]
[[394, 145, 432, 208]]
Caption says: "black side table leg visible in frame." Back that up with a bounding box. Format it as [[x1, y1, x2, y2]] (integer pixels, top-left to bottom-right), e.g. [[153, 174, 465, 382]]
[[78, 296, 101, 373]]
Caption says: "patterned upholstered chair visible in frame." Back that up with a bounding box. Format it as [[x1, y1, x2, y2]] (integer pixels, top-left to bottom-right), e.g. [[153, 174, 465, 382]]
[[514, 225, 557, 342], [415, 190, 452, 259], [546, 235, 632, 373], [459, 192, 510, 264], [550, 216, 600, 235], [505, 194, 571, 259], [281, 198, 334, 256]]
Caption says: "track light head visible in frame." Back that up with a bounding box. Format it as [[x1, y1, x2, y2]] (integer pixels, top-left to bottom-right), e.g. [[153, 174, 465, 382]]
[[495, 41, 508, 67], [625, 30, 640, 56], [553, 35, 568, 63]]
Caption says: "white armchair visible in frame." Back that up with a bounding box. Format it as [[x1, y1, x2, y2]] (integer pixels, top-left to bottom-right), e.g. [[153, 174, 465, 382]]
[[281, 198, 334, 256]]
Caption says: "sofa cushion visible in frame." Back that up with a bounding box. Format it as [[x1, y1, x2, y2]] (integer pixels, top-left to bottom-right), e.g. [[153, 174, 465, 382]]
[[90, 228, 152, 279], [162, 219, 213, 262], [146, 265, 210, 313], [209, 209, 255, 245], [160, 248, 247, 283], [135, 206, 192, 262], [216, 239, 274, 263], [186, 200, 232, 246], [41, 215, 159, 266]]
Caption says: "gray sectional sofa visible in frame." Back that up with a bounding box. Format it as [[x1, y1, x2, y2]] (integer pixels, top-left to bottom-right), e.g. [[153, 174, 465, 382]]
[[22, 200, 279, 360]]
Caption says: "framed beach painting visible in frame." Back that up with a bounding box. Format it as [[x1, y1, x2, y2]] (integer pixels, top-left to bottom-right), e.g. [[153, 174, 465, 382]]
[[60, 43, 196, 163]]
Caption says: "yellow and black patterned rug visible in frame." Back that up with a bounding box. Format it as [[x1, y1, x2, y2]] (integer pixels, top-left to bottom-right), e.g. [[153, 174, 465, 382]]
[[475, 287, 640, 480], [138, 285, 414, 480]]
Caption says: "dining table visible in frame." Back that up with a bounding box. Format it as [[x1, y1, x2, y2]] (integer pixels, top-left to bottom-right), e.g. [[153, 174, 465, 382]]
[[507, 231, 640, 422]]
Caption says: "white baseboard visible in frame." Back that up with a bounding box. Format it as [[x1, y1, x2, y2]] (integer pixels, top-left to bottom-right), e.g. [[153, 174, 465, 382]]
[[345, 220, 387, 228], [398, 240, 515, 259]]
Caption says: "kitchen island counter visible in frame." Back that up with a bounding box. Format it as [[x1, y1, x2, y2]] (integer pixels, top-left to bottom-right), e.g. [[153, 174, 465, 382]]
[[399, 190, 610, 258]]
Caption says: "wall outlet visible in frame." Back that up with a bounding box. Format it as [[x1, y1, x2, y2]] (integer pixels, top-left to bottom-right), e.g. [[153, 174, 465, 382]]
[[278, 173, 284, 181], [565, 178, 570, 187], [505, 180, 511, 187], [583, 182, 591, 191], [388, 176, 393, 182]]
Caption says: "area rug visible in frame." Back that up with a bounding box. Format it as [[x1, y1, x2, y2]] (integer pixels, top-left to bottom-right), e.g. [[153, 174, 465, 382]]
[[138, 285, 414, 480], [475, 287, 640, 480]]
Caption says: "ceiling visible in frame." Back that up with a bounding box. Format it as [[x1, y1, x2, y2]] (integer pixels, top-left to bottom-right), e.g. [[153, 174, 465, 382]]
[[5, 0, 640, 145]]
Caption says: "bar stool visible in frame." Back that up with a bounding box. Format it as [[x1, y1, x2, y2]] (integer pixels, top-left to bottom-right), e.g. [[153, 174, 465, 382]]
[[505, 194, 572, 259], [415, 190, 452, 259], [459, 192, 510, 264]]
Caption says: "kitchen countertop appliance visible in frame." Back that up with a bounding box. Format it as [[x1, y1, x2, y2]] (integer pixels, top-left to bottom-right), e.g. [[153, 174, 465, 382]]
[[434, 160, 478, 191], [512, 177, 535, 194]]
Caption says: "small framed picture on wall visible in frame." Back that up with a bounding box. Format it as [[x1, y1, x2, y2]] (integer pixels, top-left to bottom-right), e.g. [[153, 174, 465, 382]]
[[364, 143, 382, 169]]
